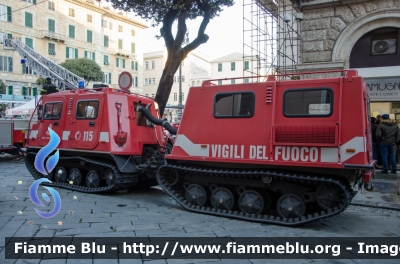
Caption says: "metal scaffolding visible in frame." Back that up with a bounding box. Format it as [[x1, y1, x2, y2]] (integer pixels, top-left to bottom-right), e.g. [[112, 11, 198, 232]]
[[243, 0, 302, 80]]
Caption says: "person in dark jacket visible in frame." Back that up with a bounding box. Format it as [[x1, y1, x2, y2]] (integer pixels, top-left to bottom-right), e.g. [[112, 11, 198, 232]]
[[40, 77, 59, 95], [376, 114, 400, 174]]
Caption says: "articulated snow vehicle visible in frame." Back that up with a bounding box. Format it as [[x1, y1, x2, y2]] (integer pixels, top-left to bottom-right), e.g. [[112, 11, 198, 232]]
[[25, 69, 375, 226], [155, 70, 375, 226]]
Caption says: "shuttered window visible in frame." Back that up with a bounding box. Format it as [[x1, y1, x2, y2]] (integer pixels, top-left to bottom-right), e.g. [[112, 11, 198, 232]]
[[48, 19, 55, 32], [25, 12, 33, 28], [69, 25, 75, 38], [87, 30, 92, 43]]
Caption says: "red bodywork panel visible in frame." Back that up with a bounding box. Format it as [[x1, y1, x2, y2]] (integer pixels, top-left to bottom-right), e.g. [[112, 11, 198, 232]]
[[26, 88, 166, 155], [168, 71, 373, 173]]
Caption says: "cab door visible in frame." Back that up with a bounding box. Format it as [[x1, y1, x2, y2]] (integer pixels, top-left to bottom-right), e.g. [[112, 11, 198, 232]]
[[37, 99, 65, 147], [69, 94, 104, 149]]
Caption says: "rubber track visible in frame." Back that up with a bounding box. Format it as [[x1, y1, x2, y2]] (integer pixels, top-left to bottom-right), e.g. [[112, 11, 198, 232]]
[[157, 164, 355, 226], [25, 152, 138, 193]]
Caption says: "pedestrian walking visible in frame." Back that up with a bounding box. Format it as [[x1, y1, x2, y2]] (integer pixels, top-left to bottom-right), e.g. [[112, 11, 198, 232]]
[[376, 114, 400, 174]]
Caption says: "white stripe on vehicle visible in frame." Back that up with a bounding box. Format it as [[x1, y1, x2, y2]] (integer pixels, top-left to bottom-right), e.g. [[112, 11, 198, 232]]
[[340, 137, 365, 163], [62, 131, 70, 140], [321, 147, 339, 162], [100, 132, 109, 142], [30, 130, 38, 138], [175, 135, 209, 157]]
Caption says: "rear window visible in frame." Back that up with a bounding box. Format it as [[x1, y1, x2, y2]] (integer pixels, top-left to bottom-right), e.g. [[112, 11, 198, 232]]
[[284, 88, 333, 117], [214, 92, 254, 118], [76, 100, 99, 119]]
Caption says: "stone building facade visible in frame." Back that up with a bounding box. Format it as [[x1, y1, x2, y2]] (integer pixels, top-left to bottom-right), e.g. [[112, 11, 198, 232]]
[[291, 0, 400, 117], [0, 0, 147, 97]]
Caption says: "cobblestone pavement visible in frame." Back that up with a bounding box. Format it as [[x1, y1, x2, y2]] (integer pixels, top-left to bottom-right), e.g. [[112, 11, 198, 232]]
[[0, 159, 399, 264]]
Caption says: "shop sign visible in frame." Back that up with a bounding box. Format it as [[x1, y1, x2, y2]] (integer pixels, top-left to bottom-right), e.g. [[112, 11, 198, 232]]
[[365, 78, 400, 101]]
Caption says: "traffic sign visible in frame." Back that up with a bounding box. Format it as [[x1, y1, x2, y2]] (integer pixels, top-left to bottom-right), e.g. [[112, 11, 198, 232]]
[[118, 71, 133, 91]]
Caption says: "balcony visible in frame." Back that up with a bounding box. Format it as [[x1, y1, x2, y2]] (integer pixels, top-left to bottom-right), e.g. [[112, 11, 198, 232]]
[[40, 31, 65, 42], [111, 48, 130, 58], [48, 49, 56, 55]]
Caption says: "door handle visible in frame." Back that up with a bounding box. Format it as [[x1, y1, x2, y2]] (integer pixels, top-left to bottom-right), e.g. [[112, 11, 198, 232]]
[[54, 122, 59, 126], [89, 122, 95, 127]]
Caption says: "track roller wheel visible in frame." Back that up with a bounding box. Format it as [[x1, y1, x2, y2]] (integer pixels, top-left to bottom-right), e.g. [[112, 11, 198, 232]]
[[54, 167, 67, 183], [277, 194, 306, 219], [68, 168, 82, 185], [105, 169, 116, 186], [185, 184, 207, 206], [316, 183, 344, 210], [238, 190, 265, 215], [43, 171, 54, 181], [211, 187, 235, 210], [86, 170, 100, 188], [164, 169, 179, 186]]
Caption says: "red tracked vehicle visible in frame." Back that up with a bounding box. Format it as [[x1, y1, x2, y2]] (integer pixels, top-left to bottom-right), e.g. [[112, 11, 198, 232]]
[[155, 70, 375, 226], [25, 82, 177, 193]]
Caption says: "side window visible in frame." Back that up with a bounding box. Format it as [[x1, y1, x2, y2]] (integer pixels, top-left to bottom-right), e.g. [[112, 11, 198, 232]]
[[76, 101, 99, 119], [214, 92, 254, 118], [284, 88, 332, 117], [43, 102, 62, 120]]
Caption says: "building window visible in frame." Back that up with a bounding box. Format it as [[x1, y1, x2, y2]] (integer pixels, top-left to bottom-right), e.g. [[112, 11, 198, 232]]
[[131, 43, 135, 53], [109, 22, 113, 30], [84, 51, 95, 60], [48, 19, 55, 32], [174, 93, 177, 101], [118, 25, 123, 32], [214, 92, 255, 118], [69, 8, 75, 17], [231, 79, 235, 84], [116, 58, 125, 68], [197, 81, 200, 85], [244, 61, 249, 70], [131, 29, 135, 36], [284, 89, 332, 117], [69, 25, 75, 38], [22, 0, 35, 4], [22, 64, 33, 75], [218, 80, 222, 85], [144, 78, 148, 85], [104, 55, 109, 65], [102, 19, 108, 28], [87, 30, 93, 43], [0, 56, 13, 72], [25, 12, 33, 28], [48, 1, 55, 11], [231, 62, 235, 71], [48, 43, 56, 55], [104, 35, 109, 47], [151, 78, 155, 85], [25, 38, 33, 48], [145, 61, 149, 70], [151, 94, 154, 98], [151, 61, 155, 69], [182, 93, 184, 101], [66, 47, 78, 59], [0, 5, 11, 22], [218, 63, 222, 72], [103, 72, 111, 84], [87, 14, 92, 23], [244, 78, 249, 83], [131, 61, 138, 71], [118, 39, 123, 49]]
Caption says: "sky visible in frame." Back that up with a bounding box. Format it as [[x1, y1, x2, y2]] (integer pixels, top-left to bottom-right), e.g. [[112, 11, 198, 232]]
[[130, 1, 244, 61]]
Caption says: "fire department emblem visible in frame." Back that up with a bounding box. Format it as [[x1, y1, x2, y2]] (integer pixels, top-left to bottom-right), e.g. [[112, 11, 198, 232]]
[[75, 131, 81, 141]]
